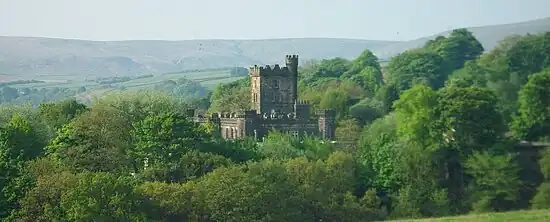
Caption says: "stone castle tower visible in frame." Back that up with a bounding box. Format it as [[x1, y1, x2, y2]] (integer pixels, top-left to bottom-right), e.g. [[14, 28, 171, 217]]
[[249, 55, 299, 114]]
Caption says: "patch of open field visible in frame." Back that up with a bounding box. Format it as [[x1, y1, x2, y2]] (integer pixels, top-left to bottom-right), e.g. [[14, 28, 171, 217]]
[[7, 69, 243, 91], [63, 69, 244, 100], [393, 209, 550, 222]]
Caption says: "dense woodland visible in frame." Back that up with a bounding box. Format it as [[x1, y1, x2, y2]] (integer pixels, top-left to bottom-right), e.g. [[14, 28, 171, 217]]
[[1, 29, 550, 221]]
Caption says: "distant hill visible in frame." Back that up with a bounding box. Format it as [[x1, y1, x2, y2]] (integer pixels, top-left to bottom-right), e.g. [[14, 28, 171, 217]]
[[0, 38, 396, 77], [1, 17, 549, 77], [374, 17, 550, 58]]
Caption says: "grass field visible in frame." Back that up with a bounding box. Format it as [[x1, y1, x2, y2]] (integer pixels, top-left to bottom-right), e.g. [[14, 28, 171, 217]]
[[6, 69, 246, 100], [393, 209, 550, 222], [1, 68, 246, 104]]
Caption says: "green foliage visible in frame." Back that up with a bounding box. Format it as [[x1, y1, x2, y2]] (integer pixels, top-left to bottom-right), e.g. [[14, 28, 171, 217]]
[[37, 99, 88, 132], [260, 131, 333, 161], [385, 49, 447, 91], [357, 114, 402, 191], [138, 150, 233, 183], [46, 106, 133, 173], [348, 98, 384, 125], [60, 172, 147, 221], [512, 69, 550, 141], [539, 148, 550, 180], [426, 29, 484, 71], [446, 60, 489, 88], [153, 78, 210, 106], [0, 114, 46, 218], [465, 152, 522, 212], [0, 86, 78, 106], [131, 111, 211, 168], [135, 181, 196, 221], [531, 182, 550, 209], [209, 77, 250, 112]]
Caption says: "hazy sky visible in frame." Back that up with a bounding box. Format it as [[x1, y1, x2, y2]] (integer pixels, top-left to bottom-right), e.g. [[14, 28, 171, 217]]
[[1, 0, 549, 41]]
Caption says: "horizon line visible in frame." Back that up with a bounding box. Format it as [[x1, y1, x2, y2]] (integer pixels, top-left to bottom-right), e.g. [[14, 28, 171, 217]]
[[1, 16, 548, 43]]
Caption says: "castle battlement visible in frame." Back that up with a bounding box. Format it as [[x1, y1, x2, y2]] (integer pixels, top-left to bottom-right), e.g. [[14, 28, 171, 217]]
[[248, 64, 291, 77], [285, 55, 299, 62], [295, 100, 310, 105]]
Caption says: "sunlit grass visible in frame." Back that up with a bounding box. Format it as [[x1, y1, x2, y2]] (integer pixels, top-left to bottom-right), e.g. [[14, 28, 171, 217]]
[[393, 209, 550, 222]]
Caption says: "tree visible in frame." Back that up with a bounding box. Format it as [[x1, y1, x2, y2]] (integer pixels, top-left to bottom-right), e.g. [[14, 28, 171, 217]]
[[193, 160, 307, 222], [465, 152, 522, 212], [135, 182, 196, 221], [38, 99, 88, 131], [344, 66, 384, 96], [512, 69, 550, 141], [320, 88, 351, 119], [435, 86, 505, 212], [385, 48, 447, 91], [131, 111, 211, 170], [446, 60, 489, 88], [356, 114, 402, 192], [137, 150, 233, 183], [11, 158, 74, 221], [209, 78, 250, 112], [335, 119, 362, 152], [346, 49, 382, 74], [483, 32, 550, 123], [259, 131, 333, 161], [393, 84, 506, 213], [349, 98, 384, 125], [312, 57, 352, 78], [427, 29, 484, 72], [0, 115, 46, 219], [60, 172, 148, 221], [531, 148, 550, 209], [46, 106, 133, 173], [436, 86, 506, 153], [374, 83, 400, 114]]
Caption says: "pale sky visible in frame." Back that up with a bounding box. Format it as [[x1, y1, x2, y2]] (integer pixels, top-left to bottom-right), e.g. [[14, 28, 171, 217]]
[[1, 0, 549, 41]]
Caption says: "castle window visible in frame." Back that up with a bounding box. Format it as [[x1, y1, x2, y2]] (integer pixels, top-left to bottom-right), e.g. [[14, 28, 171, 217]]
[[273, 80, 279, 89]]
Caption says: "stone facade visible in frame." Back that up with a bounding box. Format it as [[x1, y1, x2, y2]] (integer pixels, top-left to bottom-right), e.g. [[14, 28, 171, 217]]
[[190, 55, 336, 141]]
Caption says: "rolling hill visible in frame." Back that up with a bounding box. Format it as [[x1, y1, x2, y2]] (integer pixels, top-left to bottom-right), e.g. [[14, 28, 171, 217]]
[[1, 17, 549, 77], [374, 17, 550, 58]]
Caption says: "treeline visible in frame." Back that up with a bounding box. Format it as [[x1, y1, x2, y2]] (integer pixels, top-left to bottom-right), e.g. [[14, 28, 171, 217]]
[[0, 80, 44, 87], [168, 66, 248, 76], [87, 74, 154, 84], [153, 78, 211, 109], [1, 30, 550, 221], [0, 87, 80, 105]]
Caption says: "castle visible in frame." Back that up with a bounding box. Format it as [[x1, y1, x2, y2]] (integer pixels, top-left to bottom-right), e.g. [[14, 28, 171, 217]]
[[189, 55, 336, 141]]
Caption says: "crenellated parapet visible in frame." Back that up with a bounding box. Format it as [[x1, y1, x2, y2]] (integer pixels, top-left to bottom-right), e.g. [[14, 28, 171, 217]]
[[285, 55, 299, 64], [295, 100, 310, 105], [248, 64, 291, 77]]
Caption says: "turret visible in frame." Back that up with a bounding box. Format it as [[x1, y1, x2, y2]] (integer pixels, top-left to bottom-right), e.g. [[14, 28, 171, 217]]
[[285, 55, 299, 74], [285, 55, 299, 102]]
